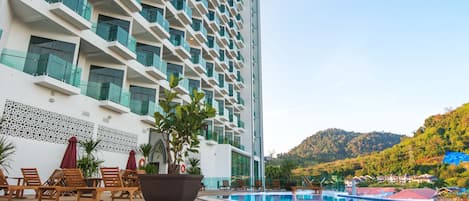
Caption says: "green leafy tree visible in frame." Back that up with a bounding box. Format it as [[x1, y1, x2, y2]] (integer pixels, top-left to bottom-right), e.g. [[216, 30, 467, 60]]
[[154, 75, 216, 174]]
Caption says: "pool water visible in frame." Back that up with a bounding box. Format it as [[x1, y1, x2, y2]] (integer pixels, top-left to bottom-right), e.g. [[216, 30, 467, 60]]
[[207, 191, 348, 201]]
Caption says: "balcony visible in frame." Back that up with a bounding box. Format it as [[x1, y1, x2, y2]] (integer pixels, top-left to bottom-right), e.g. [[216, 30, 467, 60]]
[[237, 97, 245, 110], [228, 84, 236, 103], [93, 22, 137, 60], [169, 34, 191, 59], [191, 19, 208, 43], [120, 0, 142, 12], [218, 50, 229, 70], [206, 63, 219, 86], [194, 0, 209, 15], [236, 0, 243, 11], [218, 75, 229, 95], [235, 13, 244, 29], [227, 0, 236, 15], [236, 32, 245, 48], [137, 51, 167, 80], [227, 19, 237, 37], [236, 51, 245, 68], [205, 130, 218, 145], [130, 99, 157, 124], [206, 10, 221, 32], [170, 0, 193, 25], [227, 61, 237, 80], [0, 49, 82, 95], [217, 26, 229, 46], [236, 71, 245, 88], [230, 113, 238, 128], [216, 103, 229, 122], [167, 73, 189, 94], [218, 4, 229, 23], [206, 36, 220, 58], [140, 8, 170, 39], [44, 0, 92, 30], [238, 119, 245, 129], [82, 82, 131, 113], [190, 53, 206, 74]]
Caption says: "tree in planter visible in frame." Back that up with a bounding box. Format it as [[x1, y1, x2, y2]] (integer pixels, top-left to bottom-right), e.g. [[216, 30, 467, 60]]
[[154, 75, 216, 174], [77, 139, 103, 178], [0, 136, 15, 172]]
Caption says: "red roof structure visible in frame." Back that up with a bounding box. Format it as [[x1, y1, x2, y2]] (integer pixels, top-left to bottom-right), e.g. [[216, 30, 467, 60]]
[[387, 188, 436, 200]]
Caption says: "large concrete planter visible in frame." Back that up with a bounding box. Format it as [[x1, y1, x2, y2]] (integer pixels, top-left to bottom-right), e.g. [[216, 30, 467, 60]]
[[139, 174, 203, 201]]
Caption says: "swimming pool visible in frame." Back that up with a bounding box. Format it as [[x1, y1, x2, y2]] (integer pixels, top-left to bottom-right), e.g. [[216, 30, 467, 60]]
[[204, 190, 348, 201]]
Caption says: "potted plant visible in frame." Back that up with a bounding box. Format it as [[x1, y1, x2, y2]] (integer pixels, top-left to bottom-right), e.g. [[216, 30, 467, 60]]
[[0, 136, 15, 172], [138, 75, 215, 201], [77, 139, 103, 181], [138, 143, 158, 174]]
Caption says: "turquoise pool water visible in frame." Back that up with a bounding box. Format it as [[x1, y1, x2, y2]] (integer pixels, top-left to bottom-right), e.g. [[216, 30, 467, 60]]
[[206, 191, 348, 201]]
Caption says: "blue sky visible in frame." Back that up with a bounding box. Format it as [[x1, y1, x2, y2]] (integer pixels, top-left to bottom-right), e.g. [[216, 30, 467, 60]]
[[261, 0, 469, 154]]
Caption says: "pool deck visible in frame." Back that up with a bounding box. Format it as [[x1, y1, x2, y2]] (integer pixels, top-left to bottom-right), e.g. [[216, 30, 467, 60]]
[[3, 190, 236, 201]]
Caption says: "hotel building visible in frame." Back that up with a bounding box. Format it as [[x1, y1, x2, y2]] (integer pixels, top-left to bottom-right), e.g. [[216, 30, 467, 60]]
[[0, 0, 263, 189]]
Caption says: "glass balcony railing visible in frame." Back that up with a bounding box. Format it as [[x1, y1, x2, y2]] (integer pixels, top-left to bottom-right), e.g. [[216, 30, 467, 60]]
[[219, 26, 227, 38], [93, 22, 136, 53], [219, 4, 227, 15], [155, 103, 166, 116], [170, 35, 190, 53], [228, 84, 234, 97], [130, 99, 156, 116], [236, 14, 244, 24], [82, 81, 130, 107], [191, 19, 207, 38], [170, 0, 192, 19], [195, 0, 209, 9], [0, 49, 82, 87], [236, 32, 244, 43], [191, 54, 206, 70], [207, 11, 221, 26], [206, 131, 218, 142], [233, 115, 238, 125], [206, 63, 218, 79], [237, 72, 244, 83], [213, 100, 219, 113], [237, 52, 245, 63], [45, 0, 92, 21], [137, 51, 167, 74], [140, 9, 169, 33], [223, 108, 229, 120], [238, 120, 245, 128], [217, 101, 224, 116], [238, 97, 245, 106], [207, 36, 220, 53]]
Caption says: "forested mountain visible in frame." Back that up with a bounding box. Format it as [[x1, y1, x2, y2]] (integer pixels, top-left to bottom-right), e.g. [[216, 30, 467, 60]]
[[273, 129, 404, 166], [293, 103, 469, 186]]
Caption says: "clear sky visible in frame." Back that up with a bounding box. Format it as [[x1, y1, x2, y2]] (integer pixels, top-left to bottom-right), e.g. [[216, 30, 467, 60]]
[[260, 0, 469, 155]]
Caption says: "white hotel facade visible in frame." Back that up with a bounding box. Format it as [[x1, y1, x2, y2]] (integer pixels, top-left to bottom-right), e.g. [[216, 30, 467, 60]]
[[0, 0, 263, 189]]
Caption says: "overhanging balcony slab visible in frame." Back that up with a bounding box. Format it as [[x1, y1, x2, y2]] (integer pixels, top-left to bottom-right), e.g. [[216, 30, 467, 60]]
[[174, 86, 189, 95], [149, 23, 170, 39], [108, 41, 137, 60], [99, 100, 130, 113], [120, 0, 142, 13], [145, 67, 167, 80], [33, 76, 80, 95], [140, 115, 156, 125], [174, 46, 191, 59], [49, 3, 92, 30]]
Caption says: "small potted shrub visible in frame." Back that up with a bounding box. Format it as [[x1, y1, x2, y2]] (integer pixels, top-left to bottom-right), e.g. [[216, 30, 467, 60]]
[[77, 139, 103, 183], [138, 75, 215, 201]]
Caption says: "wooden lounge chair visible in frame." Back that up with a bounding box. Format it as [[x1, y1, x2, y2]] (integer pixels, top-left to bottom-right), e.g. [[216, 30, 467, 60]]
[[0, 169, 37, 201], [38, 169, 101, 201], [291, 176, 323, 194], [121, 170, 142, 199], [99, 167, 138, 201], [254, 180, 263, 191], [220, 180, 230, 190], [272, 179, 281, 190]]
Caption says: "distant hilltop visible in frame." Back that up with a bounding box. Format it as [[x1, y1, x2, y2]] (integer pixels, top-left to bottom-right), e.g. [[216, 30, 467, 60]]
[[271, 128, 405, 166]]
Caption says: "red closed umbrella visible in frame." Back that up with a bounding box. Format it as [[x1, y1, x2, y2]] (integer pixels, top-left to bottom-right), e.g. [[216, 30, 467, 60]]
[[60, 136, 77, 168], [126, 150, 137, 170]]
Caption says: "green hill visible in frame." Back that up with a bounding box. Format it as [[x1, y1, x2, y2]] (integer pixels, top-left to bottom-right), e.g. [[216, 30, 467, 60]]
[[293, 103, 469, 187], [273, 128, 404, 166]]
